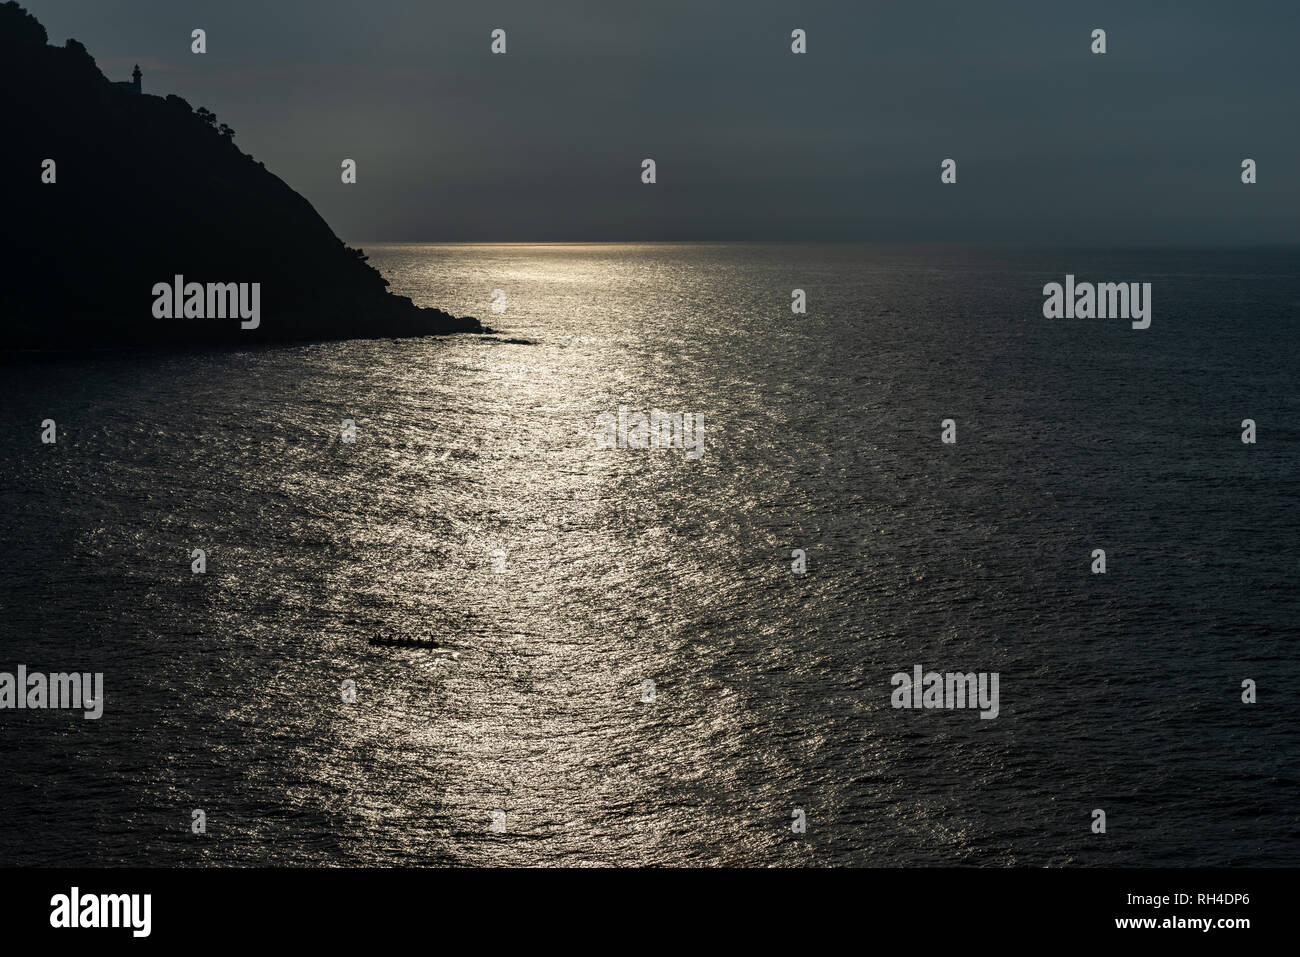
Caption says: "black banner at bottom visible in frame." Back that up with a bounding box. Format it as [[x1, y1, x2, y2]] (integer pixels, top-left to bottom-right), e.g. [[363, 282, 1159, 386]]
[[0, 867, 1283, 944]]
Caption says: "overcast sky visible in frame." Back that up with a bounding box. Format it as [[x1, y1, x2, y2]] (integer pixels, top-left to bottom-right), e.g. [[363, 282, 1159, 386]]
[[24, 0, 1300, 242]]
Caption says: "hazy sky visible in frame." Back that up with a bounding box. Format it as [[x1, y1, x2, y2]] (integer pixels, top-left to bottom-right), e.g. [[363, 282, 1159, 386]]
[[24, 0, 1300, 242]]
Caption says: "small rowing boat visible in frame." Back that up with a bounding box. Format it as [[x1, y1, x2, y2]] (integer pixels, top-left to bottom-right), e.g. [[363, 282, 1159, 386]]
[[368, 636, 441, 649]]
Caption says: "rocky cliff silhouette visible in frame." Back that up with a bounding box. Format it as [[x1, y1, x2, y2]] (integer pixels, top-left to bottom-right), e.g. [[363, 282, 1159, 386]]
[[0, 2, 483, 348]]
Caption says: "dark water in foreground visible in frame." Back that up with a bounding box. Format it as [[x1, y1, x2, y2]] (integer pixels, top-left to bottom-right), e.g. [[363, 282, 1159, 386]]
[[2, 244, 1297, 866]]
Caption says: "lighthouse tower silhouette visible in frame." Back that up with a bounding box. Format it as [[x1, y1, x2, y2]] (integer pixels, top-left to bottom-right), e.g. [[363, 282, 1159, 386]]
[[114, 64, 142, 94]]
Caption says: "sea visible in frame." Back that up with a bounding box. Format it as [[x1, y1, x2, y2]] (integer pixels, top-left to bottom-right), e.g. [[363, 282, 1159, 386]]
[[1, 243, 1296, 866]]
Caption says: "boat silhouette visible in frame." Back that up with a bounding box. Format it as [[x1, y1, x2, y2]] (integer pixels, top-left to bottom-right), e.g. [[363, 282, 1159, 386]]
[[368, 636, 441, 649]]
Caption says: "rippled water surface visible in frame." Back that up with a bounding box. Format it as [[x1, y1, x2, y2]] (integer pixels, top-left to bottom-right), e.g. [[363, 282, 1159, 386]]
[[2, 244, 1297, 865]]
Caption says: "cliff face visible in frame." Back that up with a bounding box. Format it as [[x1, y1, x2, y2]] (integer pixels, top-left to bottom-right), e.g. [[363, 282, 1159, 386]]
[[0, 2, 482, 347]]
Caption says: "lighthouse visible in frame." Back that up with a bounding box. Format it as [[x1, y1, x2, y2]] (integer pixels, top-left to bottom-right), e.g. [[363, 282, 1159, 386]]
[[114, 64, 142, 95]]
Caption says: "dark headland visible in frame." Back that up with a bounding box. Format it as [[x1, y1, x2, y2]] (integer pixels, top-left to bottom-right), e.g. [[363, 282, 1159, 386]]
[[0, 2, 483, 348]]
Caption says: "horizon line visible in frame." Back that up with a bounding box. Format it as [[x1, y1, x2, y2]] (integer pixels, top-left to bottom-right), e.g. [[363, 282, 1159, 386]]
[[347, 239, 1300, 248]]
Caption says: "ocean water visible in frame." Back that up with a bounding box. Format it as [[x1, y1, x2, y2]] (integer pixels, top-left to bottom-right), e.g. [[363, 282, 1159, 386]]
[[1, 243, 1296, 866]]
